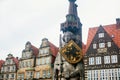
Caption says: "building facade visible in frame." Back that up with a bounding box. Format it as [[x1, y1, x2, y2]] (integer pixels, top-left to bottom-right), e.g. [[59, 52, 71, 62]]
[[0, 54, 19, 80], [34, 38, 58, 80], [17, 41, 39, 80], [84, 18, 120, 80]]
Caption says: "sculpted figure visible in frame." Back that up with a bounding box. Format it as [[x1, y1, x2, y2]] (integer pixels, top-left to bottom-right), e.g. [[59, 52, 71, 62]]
[[60, 31, 84, 80]]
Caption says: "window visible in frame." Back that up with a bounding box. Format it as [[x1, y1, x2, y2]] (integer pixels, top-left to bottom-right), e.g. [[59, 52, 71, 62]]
[[6, 74, 9, 79], [7, 59, 11, 64], [0, 74, 3, 79], [42, 58, 45, 64], [94, 70, 98, 80], [12, 66, 15, 71], [99, 43, 105, 48], [43, 70, 46, 78], [107, 42, 111, 47], [118, 69, 120, 80], [37, 58, 42, 65], [39, 50, 43, 54], [44, 48, 49, 54], [111, 55, 117, 63], [93, 44, 97, 49], [104, 56, 110, 64], [22, 53, 26, 58], [89, 57, 94, 65], [11, 74, 14, 78], [26, 52, 32, 58], [36, 72, 40, 79], [98, 33, 104, 38], [26, 72, 33, 79], [46, 57, 50, 64], [18, 74, 24, 80], [37, 59, 40, 65], [87, 71, 92, 80], [7, 66, 10, 72], [96, 57, 101, 64], [28, 61, 31, 67], [47, 70, 51, 78]]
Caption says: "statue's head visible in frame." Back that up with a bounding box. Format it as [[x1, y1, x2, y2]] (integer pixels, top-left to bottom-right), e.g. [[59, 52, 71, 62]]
[[63, 31, 75, 43]]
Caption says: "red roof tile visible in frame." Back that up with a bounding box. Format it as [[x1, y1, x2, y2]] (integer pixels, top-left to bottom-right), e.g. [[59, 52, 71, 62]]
[[48, 41, 59, 64], [86, 24, 120, 52], [0, 60, 5, 69], [103, 24, 120, 48], [48, 41, 59, 57], [85, 27, 98, 52], [31, 45, 39, 57], [12, 57, 19, 69], [82, 42, 86, 55]]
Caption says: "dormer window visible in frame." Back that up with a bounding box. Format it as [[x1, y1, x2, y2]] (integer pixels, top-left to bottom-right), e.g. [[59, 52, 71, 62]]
[[98, 33, 104, 38]]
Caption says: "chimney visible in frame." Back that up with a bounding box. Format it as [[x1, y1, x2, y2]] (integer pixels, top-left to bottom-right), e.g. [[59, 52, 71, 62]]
[[116, 18, 120, 29]]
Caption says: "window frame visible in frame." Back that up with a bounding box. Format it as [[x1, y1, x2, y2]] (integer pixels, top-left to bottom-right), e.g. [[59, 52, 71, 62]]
[[99, 43, 105, 48], [111, 55, 118, 63], [104, 56, 110, 64], [98, 33, 104, 38]]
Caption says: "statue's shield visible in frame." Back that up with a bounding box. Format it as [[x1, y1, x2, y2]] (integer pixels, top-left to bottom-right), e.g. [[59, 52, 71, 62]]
[[60, 40, 83, 64]]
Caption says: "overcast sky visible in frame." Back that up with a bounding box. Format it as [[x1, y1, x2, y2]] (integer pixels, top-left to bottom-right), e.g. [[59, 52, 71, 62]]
[[0, 0, 120, 60]]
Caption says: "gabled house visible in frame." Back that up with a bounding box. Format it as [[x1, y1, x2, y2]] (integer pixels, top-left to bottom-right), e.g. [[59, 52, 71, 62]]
[[34, 38, 59, 80], [17, 41, 39, 80], [0, 54, 19, 80], [84, 18, 120, 80]]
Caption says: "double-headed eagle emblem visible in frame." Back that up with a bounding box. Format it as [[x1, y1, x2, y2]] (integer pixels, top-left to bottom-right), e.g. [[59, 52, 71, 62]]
[[60, 40, 83, 64]]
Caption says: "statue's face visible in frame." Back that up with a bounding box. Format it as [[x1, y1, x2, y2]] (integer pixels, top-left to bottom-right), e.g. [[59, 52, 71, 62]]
[[63, 31, 74, 43]]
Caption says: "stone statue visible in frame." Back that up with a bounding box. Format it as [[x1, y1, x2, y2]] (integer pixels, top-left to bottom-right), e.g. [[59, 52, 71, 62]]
[[61, 31, 84, 80]]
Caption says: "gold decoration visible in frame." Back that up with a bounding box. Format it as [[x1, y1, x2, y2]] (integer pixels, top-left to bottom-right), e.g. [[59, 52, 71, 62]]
[[60, 40, 83, 64]]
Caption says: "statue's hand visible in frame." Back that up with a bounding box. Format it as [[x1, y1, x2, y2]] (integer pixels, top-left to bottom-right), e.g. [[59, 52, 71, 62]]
[[70, 69, 80, 78]]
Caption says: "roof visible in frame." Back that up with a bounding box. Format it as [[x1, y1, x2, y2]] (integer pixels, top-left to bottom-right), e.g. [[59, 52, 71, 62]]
[[85, 27, 98, 52], [12, 57, 19, 68], [0, 60, 4, 69], [31, 45, 39, 57], [82, 42, 86, 55], [48, 41, 59, 64], [85, 24, 120, 52], [23, 41, 39, 57], [48, 41, 59, 57]]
